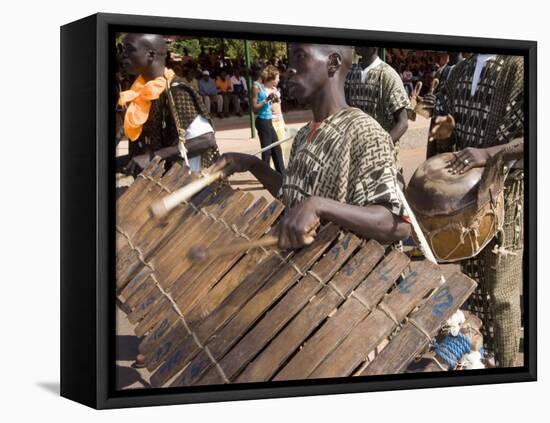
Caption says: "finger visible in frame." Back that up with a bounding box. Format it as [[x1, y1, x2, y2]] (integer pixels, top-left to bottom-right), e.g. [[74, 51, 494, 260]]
[[287, 222, 302, 250], [455, 156, 472, 174], [277, 221, 290, 251], [208, 157, 226, 174], [452, 161, 465, 174], [293, 224, 308, 249], [459, 163, 473, 174], [446, 153, 460, 168], [213, 157, 234, 176], [430, 124, 441, 137]]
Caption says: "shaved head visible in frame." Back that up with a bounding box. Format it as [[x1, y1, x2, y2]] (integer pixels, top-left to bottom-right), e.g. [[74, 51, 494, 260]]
[[120, 33, 168, 78], [126, 33, 167, 55], [287, 43, 353, 104], [316, 44, 353, 76]]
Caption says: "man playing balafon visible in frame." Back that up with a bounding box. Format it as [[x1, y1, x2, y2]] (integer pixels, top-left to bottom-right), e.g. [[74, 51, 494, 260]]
[[211, 43, 411, 249]]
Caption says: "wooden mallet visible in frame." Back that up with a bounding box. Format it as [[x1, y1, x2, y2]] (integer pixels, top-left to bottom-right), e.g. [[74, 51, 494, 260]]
[[150, 130, 298, 219], [415, 78, 439, 118], [188, 234, 279, 262], [150, 169, 226, 218], [188, 224, 318, 263]]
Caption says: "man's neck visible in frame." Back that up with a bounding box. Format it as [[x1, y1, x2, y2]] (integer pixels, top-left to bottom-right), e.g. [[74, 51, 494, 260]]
[[360, 54, 379, 69], [140, 64, 165, 82], [310, 84, 348, 122]]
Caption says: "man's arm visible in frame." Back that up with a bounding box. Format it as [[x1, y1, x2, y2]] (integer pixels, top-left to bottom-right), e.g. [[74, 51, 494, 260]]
[[389, 108, 408, 142], [277, 196, 411, 249], [448, 137, 524, 174], [153, 134, 217, 161], [209, 153, 283, 197], [208, 81, 217, 96], [384, 67, 411, 142]]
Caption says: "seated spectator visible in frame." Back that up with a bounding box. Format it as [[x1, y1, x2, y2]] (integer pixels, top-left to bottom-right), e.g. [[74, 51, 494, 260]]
[[199, 70, 223, 118], [230, 68, 248, 115], [216, 70, 240, 117]]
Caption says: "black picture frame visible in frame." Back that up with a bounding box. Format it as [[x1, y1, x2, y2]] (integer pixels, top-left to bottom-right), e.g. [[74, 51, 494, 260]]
[[60, 12, 537, 409]]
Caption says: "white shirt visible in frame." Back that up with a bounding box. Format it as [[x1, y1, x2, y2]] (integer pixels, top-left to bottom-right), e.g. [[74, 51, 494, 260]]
[[471, 54, 496, 96], [361, 56, 383, 83], [230, 75, 248, 91], [185, 115, 214, 140], [180, 115, 215, 172]]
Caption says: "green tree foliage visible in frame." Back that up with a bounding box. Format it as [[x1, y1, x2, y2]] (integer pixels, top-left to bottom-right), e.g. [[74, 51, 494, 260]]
[[168, 37, 287, 62]]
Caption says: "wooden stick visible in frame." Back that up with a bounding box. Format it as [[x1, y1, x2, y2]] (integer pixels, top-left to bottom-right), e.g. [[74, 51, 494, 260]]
[[396, 186, 439, 267], [415, 78, 440, 118], [414, 81, 423, 97], [250, 128, 297, 155], [151, 170, 225, 218], [188, 223, 318, 263], [188, 235, 279, 262], [151, 129, 299, 219], [429, 78, 439, 94]]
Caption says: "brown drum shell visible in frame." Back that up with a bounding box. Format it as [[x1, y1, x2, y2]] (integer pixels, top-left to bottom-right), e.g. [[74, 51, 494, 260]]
[[407, 152, 505, 263]]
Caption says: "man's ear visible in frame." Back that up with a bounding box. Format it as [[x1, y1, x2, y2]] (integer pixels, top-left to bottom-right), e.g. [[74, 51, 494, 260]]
[[146, 49, 156, 63], [327, 52, 342, 77]]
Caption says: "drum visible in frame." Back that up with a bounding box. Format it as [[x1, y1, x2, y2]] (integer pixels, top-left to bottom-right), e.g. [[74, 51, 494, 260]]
[[406, 152, 507, 263], [115, 160, 477, 387]]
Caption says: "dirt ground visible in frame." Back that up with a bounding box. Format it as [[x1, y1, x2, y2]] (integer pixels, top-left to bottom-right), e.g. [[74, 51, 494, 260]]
[[115, 111, 434, 390]]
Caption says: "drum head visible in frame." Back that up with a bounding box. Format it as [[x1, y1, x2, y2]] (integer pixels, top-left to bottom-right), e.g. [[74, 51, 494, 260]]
[[407, 152, 484, 216]]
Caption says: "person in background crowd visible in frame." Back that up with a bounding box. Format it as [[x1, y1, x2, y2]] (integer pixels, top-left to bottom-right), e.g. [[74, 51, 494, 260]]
[[208, 47, 218, 69], [266, 80, 286, 145], [252, 65, 285, 173], [199, 70, 223, 118], [230, 68, 248, 115], [216, 70, 240, 117], [401, 65, 414, 97]]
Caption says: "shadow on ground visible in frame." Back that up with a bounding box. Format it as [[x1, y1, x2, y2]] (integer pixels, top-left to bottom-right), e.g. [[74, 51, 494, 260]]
[[36, 381, 60, 396], [116, 335, 140, 361], [116, 365, 150, 390]]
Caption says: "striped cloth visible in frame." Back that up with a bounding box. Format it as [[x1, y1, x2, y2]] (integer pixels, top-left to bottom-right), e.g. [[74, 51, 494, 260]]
[[434, 55, 524, 150], [344, 61, 411, 135], [434, 54, 525, 367]]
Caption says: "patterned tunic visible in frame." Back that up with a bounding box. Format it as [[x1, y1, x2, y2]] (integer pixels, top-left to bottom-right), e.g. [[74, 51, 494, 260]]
[[344, 62, 411, 134], [434, 54, 525, 367], [279, 108, 405, 217], [129, 75, 220, 168], [434, 55, 524, 150]]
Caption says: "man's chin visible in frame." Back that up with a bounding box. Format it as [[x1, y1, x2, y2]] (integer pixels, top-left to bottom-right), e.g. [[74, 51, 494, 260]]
[[122, 63, 137, 76], [288, 86, 306, 103]]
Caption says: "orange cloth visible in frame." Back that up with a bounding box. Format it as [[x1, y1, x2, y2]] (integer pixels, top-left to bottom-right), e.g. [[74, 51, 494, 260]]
[[118, 68, 175, 141], [216, 78, 232, 92]]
